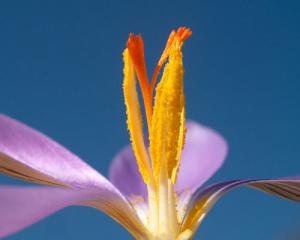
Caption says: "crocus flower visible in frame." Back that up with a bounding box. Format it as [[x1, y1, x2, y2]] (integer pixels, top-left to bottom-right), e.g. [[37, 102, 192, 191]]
[[0, 27, 299, 240]]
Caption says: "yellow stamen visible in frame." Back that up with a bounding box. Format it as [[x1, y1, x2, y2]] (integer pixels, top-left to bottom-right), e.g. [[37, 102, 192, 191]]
[[148, 37, 187, 238], [172, 107, 186, 183], [123, 49, 152, 185], [123, 27, 192, 239], [149, 37, 186, 185]]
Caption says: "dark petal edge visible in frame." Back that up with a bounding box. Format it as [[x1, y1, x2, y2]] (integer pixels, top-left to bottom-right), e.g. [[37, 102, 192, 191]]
[[181, 177, 300, 235]]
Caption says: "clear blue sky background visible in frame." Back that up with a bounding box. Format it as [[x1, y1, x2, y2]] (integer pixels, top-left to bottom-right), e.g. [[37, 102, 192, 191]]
[[0, 0, 299, 239]]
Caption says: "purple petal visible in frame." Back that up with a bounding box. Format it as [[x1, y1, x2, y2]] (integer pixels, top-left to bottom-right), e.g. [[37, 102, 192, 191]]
[[109, 145, 147, 199], [0, 185, 147, 238], [181, 177, 300, 235], [108, 121, 228, 198], [0, 114, 109, 188], [176, 121, 228, 193], [0, 114, 147, 237]]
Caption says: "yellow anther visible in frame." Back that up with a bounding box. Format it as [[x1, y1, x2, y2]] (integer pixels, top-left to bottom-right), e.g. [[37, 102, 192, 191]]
[[149, 38, 186, 185], [172, 106, 186, 183], [123, 49, 152, 184]]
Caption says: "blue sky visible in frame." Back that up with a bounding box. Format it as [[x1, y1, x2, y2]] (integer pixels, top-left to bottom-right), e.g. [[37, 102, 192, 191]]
[[0, 0, 300, 239]]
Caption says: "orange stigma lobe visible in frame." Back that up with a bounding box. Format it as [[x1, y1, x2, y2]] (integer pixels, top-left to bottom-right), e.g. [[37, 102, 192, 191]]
[[126, 27, 192, 128], [150, 27, 192, 93], [127, 33, 153, 127]]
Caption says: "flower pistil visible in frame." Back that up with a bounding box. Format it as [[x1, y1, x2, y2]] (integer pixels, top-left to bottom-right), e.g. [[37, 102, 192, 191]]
[[123, 27, 192, 239]]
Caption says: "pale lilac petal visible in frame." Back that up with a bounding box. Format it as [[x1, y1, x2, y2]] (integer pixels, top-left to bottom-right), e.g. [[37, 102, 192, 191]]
[[0, 114, 147, 237], [0, 114, 109, 188], [181, 177, 300, 235], [109, 145, 147, 199], [108, 121, 228, 198], [0, 185, 147, 238], [176, 121, 228, 193]]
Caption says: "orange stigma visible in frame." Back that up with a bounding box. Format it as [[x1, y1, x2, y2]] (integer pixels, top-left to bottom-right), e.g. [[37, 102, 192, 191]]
[[126, 27, 192, 129], [150, 27, 192, 94], [123, 27, 192, 237], [127, 33, 153, 127]]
